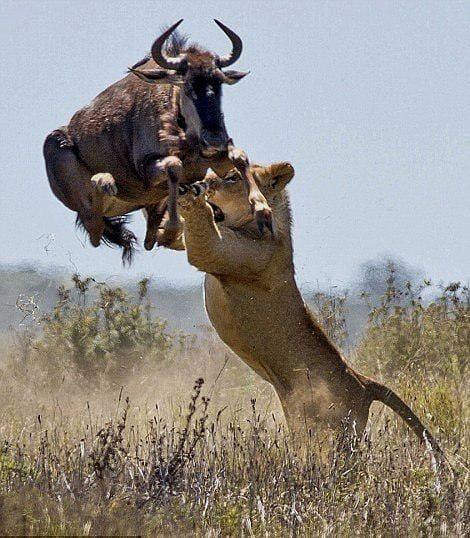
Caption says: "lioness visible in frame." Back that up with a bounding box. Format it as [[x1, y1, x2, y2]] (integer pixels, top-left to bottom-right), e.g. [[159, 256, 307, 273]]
[[178, 162, 442, 454]]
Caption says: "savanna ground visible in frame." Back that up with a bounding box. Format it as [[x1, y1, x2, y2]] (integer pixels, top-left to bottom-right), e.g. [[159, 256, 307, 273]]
[[0, 268, 468, 536]]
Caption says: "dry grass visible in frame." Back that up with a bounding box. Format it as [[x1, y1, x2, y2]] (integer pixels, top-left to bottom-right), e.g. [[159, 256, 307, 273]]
[[0, 275, 468, 536]]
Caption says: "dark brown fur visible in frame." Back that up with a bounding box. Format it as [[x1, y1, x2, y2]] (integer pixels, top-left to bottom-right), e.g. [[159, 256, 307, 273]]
[[44, 26, 271, 262]]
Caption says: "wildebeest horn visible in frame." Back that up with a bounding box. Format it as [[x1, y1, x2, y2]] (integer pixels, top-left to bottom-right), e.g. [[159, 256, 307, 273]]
[[214, 19, 243, 67], [151, 19, 185, 71]]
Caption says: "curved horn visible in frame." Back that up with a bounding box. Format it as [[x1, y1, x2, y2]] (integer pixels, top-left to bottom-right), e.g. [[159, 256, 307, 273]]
[[214, 19, 243, 67], [151, 19, 185, 70]]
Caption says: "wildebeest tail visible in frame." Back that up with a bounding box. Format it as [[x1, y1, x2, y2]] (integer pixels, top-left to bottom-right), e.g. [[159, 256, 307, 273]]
[[360, 376, 443, 456], [102, 216, 138, 265], [76, 215, 137, 265]]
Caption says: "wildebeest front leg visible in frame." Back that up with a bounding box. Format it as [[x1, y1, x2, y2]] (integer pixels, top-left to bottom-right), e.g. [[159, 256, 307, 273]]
[[143, 201, 166, 251], [227, 144, 273, 233], [143, 155, 184, 246]]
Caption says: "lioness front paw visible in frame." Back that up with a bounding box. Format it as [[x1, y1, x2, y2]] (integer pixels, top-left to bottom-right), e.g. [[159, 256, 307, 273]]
[[156, 229, 186, 251], [91, 173, 117, 196], [178, 193, 208, 214]]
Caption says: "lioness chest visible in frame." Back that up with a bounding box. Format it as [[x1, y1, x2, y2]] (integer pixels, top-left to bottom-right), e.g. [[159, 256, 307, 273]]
[[204, 275, 284, 382], [204, 274, 315, 386]]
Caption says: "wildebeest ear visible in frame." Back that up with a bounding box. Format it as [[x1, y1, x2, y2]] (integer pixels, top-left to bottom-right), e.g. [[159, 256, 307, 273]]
[[266, 162, 295, 192], [128, 67, 183, 85], [222, 70, 250, 85]]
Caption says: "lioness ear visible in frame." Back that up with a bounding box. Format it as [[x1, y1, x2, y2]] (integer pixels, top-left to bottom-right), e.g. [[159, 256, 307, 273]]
[[128, 67, 183, 85], [267, 162, 295, 192]]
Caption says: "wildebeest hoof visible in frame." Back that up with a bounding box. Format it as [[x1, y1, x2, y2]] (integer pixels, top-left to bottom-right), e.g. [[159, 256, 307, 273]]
[[228, 147, 249, 169], [144, 234, 157, 251], [157, 221, 183, 248], [91, 173, 117, 196], [256, 207, 274, 235]]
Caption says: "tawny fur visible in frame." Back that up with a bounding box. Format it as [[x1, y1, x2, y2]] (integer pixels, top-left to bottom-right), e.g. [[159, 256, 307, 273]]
[[178, 162, 443, 455]]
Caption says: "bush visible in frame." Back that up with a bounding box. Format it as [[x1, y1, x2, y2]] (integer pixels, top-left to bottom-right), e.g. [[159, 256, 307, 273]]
[[0, 271, 468, 535], [357, 279, 468, 377], [355, 272, 469, 445], [2, 275, 180, 401]]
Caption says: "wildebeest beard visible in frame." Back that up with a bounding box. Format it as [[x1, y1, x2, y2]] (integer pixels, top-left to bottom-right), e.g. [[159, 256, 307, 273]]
[[184, 73, 229, 152]]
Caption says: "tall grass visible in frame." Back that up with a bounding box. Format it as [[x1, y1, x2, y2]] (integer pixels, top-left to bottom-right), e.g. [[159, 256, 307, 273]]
[[0, 274, 468, 536]]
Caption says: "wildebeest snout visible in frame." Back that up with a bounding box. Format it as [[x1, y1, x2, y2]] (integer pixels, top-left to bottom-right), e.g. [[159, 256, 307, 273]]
[[200, 128, 229, 152]]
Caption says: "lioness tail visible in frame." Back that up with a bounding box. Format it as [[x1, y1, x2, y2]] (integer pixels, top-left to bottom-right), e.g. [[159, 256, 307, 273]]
[[362, 377, 443, 456]]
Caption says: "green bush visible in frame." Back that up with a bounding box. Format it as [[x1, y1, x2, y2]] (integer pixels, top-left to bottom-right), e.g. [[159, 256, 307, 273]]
[[357, 279, 468, 377], [4, 275, 178, 392]]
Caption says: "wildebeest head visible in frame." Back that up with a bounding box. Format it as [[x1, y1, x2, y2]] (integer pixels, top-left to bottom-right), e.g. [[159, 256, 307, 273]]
[[129, 20, 249, 154]]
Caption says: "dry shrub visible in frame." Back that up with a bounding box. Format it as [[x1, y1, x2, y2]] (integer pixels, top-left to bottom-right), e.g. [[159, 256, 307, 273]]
[[0, 273, 468, 536], [355, 276, 469, 447], [0, 387, 466, 536]]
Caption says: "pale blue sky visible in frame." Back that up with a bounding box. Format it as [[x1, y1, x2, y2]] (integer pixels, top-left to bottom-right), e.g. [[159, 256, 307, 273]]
[[0, 0, 468, 286]]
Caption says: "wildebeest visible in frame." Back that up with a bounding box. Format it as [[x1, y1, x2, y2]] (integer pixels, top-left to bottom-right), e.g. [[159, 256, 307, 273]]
[[43, 20, 272, 263]]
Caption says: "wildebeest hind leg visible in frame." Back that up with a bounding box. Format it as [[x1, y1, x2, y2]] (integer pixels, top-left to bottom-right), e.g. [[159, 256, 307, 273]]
[[44, 129, 106, 247]]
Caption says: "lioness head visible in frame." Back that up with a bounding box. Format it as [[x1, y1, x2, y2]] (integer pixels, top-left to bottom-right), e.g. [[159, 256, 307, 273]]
[[205, 162, 294, 228]]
